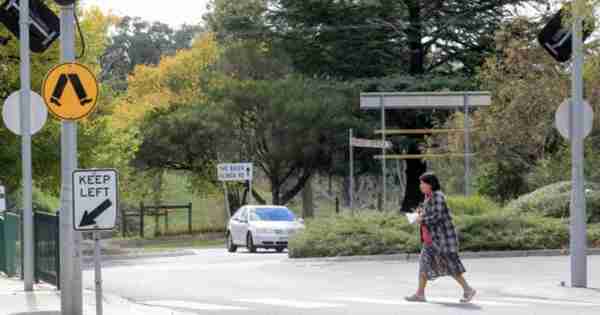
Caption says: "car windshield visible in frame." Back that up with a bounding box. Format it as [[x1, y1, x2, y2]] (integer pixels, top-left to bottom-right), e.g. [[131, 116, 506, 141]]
[[251, 208, 295, 222]]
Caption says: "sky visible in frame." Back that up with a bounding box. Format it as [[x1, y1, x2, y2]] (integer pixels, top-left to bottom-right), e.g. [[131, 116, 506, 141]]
[[83, 0, 210, 27]]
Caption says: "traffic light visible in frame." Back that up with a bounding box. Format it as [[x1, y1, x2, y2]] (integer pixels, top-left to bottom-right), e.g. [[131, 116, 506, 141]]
[[0, 0, 60, 53], [538, 5, 594, 63]]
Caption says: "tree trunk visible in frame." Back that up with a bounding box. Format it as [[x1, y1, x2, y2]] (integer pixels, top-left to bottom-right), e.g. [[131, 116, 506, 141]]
[[401, 143, 427, 212], [272, 179, 281, 205], [302, 175, 314, 218], [399, 2, 426, 212], [407, 1, 425, 75]]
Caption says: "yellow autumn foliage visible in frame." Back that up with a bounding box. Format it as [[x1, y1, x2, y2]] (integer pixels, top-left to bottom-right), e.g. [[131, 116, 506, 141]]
[[111, 33, 218, 129]]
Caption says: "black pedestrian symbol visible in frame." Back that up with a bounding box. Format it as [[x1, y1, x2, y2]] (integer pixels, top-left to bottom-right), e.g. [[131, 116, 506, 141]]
[[50, 73, 93, 107]]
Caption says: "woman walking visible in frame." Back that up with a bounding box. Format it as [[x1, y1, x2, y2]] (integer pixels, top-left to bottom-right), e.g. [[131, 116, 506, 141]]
[[405, 172, 476, 303]]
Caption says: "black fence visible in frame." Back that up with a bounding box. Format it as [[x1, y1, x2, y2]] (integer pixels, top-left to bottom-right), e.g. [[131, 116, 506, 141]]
[[34, 212, 60, 288], [139, 203, 193, 238]]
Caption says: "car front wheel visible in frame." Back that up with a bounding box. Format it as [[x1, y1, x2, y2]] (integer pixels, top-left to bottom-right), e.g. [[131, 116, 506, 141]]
[[227, 233, 237, 253], [247, 233, 257, 253]]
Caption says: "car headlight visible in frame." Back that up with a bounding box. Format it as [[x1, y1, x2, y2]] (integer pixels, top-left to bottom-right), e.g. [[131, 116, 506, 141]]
[[256, 228, 273, 234]]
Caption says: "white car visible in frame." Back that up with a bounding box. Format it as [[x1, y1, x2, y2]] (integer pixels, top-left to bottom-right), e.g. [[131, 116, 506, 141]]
[[226, 205, 305, 253]]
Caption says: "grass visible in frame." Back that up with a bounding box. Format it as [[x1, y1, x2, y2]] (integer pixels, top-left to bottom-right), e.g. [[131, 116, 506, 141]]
[[135, 171, 343, 239], [138, 172, 227, 237], [140, 238, 226, 251]]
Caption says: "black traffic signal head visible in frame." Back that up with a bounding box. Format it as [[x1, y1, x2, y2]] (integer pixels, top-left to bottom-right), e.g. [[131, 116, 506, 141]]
[[0, 0, 61, 53], [54, 0, 77, 5]]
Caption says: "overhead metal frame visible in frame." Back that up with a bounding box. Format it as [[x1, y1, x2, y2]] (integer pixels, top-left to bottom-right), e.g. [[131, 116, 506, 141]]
[[360, 91, 492, 197]]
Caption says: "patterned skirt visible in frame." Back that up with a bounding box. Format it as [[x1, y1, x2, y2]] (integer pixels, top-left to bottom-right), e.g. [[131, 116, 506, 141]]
[[419, 245, 466, 281]]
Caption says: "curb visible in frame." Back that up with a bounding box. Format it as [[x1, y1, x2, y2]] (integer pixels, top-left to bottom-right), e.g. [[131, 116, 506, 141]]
[[290, 248, 600, 263], [82, 249, 197, 265]]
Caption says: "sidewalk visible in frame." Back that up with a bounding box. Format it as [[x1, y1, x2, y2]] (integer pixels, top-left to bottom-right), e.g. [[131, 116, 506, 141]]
[[0, 276, 192, 315]]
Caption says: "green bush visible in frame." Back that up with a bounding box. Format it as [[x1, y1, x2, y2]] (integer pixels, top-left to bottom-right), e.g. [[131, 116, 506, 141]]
[[447, 195, 501, 216], [506, 181, 600, 223], [288, 212, 420, 258], [10, 187, 60, 213], [455, 214, 568, 251], [288, 209, 600, 258]]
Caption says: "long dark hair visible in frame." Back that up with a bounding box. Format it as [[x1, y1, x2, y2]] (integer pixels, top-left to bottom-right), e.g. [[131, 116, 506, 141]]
[[419, 172, 442, 192]]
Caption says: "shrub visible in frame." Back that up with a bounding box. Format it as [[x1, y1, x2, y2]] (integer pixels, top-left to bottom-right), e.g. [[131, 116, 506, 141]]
[[506, 181, 600, 223], [288, 210, 600, 258], [447, 195, 501, 216], [288, 212, 420, 258], [455, 213, 569, 251], [9, 187, 60, 213]]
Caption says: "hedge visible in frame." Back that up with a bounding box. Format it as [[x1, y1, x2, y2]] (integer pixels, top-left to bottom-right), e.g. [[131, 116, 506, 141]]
[[288, 194, 600, 258], [507, 181, 600, 223]]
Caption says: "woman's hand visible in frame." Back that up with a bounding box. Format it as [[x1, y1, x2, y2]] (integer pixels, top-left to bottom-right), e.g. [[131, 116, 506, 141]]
[[416, 207, 424, 224]]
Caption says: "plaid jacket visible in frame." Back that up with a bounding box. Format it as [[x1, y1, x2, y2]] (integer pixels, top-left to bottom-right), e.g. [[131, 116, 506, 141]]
[[421, 191, 459, 254]]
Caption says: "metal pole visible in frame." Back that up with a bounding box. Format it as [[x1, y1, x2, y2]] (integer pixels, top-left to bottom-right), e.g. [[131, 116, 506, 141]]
[[464, 95, 471, 196], [19, 0, 34, 292], [349, 129, 354, 212], [94, 232, 103, 315], [188, 203, 192, 234], [249, 179, 253, 205], [380, 96, 386, 211], [59, 4, 83, 314], [570, 0, 587, 288], [223, 182, 230, 221]]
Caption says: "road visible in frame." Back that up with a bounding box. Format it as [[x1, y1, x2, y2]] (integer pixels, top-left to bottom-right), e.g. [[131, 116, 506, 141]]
[[84, 248, 600, 315]]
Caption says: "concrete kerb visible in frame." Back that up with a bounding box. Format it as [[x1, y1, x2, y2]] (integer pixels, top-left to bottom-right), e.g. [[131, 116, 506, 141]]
[[289, 248, 600, 263], [82, 249, 197, 265]]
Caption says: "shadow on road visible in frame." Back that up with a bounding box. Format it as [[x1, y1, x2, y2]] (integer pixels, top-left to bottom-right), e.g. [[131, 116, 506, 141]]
[[430, 302, 483, 311]]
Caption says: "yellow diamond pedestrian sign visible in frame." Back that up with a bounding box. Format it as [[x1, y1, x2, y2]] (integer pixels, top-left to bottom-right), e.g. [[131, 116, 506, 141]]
[[42, 63, 99, 121]]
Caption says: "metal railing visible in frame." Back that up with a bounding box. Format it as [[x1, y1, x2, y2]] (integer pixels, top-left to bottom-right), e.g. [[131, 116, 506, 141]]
[[0, 211, 20, 277], [34, 212, 59, 288]]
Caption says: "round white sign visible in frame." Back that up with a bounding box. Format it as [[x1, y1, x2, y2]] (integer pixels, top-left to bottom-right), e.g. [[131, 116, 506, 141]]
[[2, 91, 48, 135], [555, 99, 593, 140]]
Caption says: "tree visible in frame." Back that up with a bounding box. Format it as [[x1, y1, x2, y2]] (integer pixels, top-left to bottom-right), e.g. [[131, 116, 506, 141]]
[[100, 16, 203, 90], [130, 37, 355, 208], [205, 0, 542, 212], [441, 16, 600, 201], [99, 33, 219, 204]]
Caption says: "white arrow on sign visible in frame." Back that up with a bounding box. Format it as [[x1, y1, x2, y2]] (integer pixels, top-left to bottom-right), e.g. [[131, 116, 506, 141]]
[[72, 169, 119, 231]]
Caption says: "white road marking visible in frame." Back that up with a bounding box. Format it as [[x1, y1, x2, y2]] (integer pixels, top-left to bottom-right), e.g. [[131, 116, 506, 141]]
[[499, 297, 600, 307], [236, 298, 345, 309], [329, 297, 426, 306], [428, 297, 527, 307], [331, 296, 526, 307], [142, 300, 249, 311]]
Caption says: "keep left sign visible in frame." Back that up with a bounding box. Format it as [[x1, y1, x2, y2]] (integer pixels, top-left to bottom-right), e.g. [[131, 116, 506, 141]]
[[73, 169, 119, 231]]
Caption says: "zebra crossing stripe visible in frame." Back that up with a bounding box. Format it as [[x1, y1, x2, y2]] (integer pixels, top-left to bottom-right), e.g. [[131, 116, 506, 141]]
[[236, 298, 345, 309], [142, 300, 249, 311], [498, 297, 600, 307]]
